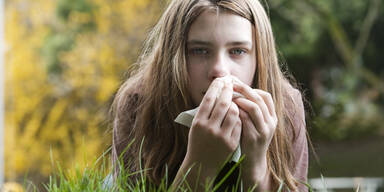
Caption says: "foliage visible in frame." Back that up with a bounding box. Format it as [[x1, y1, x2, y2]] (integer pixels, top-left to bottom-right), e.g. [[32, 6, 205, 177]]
[[268, 0, 384, 140], [5, 0, 163, 184]]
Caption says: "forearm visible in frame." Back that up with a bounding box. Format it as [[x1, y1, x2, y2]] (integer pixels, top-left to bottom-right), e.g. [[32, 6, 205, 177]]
[[241, 158, 271, 192], [243, 171, 271, 192]]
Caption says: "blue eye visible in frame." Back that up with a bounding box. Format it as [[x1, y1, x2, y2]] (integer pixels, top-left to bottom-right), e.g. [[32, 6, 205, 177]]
[[190, 48, 209, 55], [230, 49, 246, 55]]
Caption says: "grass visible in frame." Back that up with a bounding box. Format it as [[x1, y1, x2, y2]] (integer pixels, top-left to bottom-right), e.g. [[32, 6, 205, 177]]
[[16, 139, 311, 192], [41, 139, 283, 192], [19, 150, 370, 192], [42, 154, 269, 192], [42, 139, 260, 192], [8, 138, 384, 191]]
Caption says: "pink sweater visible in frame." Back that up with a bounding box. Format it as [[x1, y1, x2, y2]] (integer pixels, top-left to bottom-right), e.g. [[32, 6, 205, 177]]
[[286, 87, 309, 191]]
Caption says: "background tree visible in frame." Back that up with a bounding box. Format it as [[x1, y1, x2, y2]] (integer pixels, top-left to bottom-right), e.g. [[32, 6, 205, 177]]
[[268, 0, 384, 140], [5, 0, 163, 186]]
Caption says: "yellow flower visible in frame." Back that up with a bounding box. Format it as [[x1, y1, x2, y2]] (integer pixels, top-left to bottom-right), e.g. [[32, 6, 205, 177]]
[[2, 182, 24, 192]]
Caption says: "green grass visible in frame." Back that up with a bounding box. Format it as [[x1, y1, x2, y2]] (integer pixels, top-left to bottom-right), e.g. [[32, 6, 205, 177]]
[[42, 149, 252, 192], [17, 137, 384, 191], [21, 139, 311, 192], [43, 154, 269, 192], [43, 139, 258, 192]]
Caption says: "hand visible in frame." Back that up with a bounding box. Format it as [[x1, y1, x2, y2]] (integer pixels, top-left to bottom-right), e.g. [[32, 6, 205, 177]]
[[232, 79, 277, 186], [184, 78, 242, 176]]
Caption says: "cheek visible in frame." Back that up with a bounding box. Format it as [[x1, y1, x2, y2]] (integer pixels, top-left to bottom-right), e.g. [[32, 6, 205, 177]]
[[233, 62, 256, 86], [233, 72, 253, 86], [245, 67, 256, 85], [187, 63, 205, 105], [187, 59, 208, 81], [187, 66, 201, 85]]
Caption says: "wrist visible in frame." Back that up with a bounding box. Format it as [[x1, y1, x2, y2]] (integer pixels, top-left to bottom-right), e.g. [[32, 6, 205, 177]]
[[181, 155, 218, 182], [241, 157, 270, 190], [173, 158, 214, 191]]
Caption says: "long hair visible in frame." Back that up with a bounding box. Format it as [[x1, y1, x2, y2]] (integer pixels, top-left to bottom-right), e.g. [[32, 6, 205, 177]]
[[111, 0, 302, 191]]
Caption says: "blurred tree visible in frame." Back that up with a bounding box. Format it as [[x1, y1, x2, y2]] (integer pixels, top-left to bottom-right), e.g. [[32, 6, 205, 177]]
[[268, 0, 384, 140], [5, 0, 163, 185]]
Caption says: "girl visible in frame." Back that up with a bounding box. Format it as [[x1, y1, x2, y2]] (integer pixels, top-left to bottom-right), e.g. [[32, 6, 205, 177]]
[[111, 0, 308, 191]]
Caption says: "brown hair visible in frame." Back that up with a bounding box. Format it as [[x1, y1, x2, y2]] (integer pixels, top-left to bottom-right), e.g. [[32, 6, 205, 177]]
[[111, 0, 303, 191]]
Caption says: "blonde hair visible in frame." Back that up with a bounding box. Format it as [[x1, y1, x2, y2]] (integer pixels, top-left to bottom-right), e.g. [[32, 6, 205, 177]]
[[112, 0, 302, 191]]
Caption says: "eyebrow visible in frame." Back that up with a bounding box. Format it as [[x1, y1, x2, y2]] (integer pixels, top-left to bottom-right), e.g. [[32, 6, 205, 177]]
[[187, 40, 212, 46], [187, 40, 252, 48], [227, 41, 252, 48]]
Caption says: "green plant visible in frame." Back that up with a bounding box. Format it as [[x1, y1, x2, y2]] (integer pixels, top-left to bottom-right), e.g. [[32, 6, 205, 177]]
[[42, 139, 310, 192]]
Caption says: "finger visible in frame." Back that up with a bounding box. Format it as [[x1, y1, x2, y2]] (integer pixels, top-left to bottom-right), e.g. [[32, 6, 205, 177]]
[[250, 91, 273, 123], [230, 118, 242, 142], [254, 89, 277, 120], [232, 86, 272, 124], [234, 97, 265, 133], [209, 81, 233, 126], [221, 102, 239, 135], [238, 109, 259, 136], [196, 79, 224, 119]]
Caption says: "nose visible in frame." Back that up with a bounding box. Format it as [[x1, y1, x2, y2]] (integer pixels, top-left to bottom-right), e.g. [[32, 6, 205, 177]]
[[208, 52, 230, 81]]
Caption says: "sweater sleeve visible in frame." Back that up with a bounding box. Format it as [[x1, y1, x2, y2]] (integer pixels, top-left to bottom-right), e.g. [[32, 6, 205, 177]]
[[287, 88, 309, 191]]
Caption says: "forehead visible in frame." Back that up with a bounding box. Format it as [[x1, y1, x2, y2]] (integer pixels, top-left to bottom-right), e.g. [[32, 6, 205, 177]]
[[187, 10, 254, 43]]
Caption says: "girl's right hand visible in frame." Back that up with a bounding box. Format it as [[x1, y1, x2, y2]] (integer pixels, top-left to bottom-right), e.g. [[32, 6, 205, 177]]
[[183, 78, 242, 176]]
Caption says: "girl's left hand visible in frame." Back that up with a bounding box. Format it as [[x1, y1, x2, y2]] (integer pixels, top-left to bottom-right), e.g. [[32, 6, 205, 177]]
[[232, 79, 278, 184]]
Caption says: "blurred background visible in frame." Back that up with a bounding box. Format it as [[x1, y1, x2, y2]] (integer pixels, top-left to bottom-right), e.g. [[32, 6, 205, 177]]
[[2, 0, 384, 190]]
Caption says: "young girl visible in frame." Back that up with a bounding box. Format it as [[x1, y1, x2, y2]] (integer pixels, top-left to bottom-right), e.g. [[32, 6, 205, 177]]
[[111, 0, 308, 191]]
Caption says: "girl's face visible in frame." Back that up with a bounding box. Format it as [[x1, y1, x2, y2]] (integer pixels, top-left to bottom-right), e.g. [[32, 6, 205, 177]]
[[186, 10, 256, 106]]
